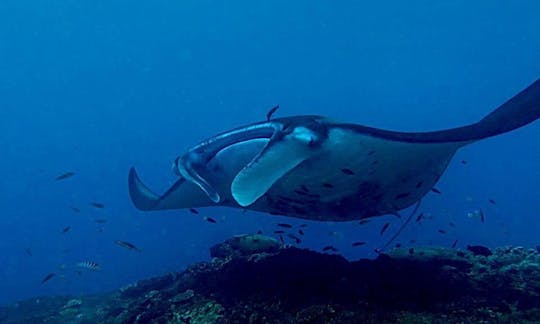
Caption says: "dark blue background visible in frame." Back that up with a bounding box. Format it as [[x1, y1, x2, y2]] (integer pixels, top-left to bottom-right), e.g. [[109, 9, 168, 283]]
[[1, 0, 539, 304]]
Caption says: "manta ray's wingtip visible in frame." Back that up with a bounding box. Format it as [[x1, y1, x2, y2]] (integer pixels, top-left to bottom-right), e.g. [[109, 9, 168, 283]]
[[128, 167, 160, 211]]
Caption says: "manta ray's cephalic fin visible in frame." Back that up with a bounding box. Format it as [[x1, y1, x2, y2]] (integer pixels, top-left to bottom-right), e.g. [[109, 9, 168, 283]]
[[231, 125, 325, 207], [128, 167, 167, 211], [129, 167, 208, 211]]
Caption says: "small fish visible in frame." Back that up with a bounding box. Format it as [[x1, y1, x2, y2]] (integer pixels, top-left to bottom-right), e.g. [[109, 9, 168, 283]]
[[322, 245, 338, 252], [277, 223, 293, 228], [451, 240, 458, 248], [204, 216, 217, 223], [438, 229, 447, 234], [359, 219, 371, 225], [322, 183, 334, 188], [266, 104, 279, 121], [70, 207, 81, 213], [298, 229, 304, 236], [431, 188, 442, 194], [189, 208, 199, 215], [62, 226, 71, 233], [395, 243, 402, 248], [448, 222, 456, 228], [256, 230, 263, 234], [415, 213, 424, 223], [479, 209, 485, 223], [24, 248, 32, 256], [461, 160, 467, 164], [341, 168, 355, 175], [115, 240, 141, 252], [90, 202, 105, 209], [408, 248, 415, 255], [41, 273, 55, 284], [94, 219, 107, 224], [380, 223, 390, 236], [488, 199, 496, 205], [287, 234, 301, 244], [77, 261, 101, 271], [55, 172, 75, 181], [352, 241, 366, 247], [274, 230, 285, 234], [299, 224, 308, 228]]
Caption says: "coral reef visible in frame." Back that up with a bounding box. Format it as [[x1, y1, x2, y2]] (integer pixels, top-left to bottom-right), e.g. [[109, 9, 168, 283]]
[[2, 234, 540, 323]]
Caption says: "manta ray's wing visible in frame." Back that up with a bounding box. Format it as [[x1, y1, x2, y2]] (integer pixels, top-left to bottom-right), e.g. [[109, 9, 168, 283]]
[[229, 78, 540, 216]]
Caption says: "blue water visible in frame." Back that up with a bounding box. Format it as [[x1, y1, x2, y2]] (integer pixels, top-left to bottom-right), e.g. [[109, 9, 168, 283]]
[[1, 1, 539, 305]]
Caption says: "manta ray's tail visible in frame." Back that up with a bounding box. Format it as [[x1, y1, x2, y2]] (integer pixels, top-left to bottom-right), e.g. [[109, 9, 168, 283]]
[[473, 78, 540, 139], [392, 78, 540, 143], [348, 78, 540, 143]]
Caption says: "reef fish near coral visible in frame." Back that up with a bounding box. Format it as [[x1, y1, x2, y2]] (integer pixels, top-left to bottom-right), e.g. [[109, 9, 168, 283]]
[[129, 79, 540, 222]]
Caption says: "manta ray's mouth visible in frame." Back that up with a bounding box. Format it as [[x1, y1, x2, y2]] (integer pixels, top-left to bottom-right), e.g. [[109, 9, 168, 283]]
[[174, 152, 221, 203], [172, 157, 181, 176]]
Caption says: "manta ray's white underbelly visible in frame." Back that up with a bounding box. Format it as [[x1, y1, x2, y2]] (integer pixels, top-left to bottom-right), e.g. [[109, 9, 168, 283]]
[[254, 128, 461, 221]]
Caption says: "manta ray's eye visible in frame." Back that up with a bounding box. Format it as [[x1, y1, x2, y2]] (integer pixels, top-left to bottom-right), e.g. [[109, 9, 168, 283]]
[[292, 126, 319, 145]]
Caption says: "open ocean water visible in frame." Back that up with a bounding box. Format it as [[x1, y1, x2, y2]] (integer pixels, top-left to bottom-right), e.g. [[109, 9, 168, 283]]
[[1, 0, 539, 314]]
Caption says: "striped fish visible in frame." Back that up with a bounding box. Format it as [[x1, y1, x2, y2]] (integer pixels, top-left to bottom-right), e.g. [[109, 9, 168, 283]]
[[76, 261, 101, 271]]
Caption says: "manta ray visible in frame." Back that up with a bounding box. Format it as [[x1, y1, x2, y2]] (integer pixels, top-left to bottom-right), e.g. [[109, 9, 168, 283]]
[[129, 79, 540, 221]]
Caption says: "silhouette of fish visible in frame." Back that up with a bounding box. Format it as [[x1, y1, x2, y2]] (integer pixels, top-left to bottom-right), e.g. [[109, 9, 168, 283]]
[[90, 202, 105, 209], [55, 172, 75, 181], [41, 273, 55, 284], [115, 240, 141, 252], [77, 261, 101, 271], [266, 105, 279, 121]]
